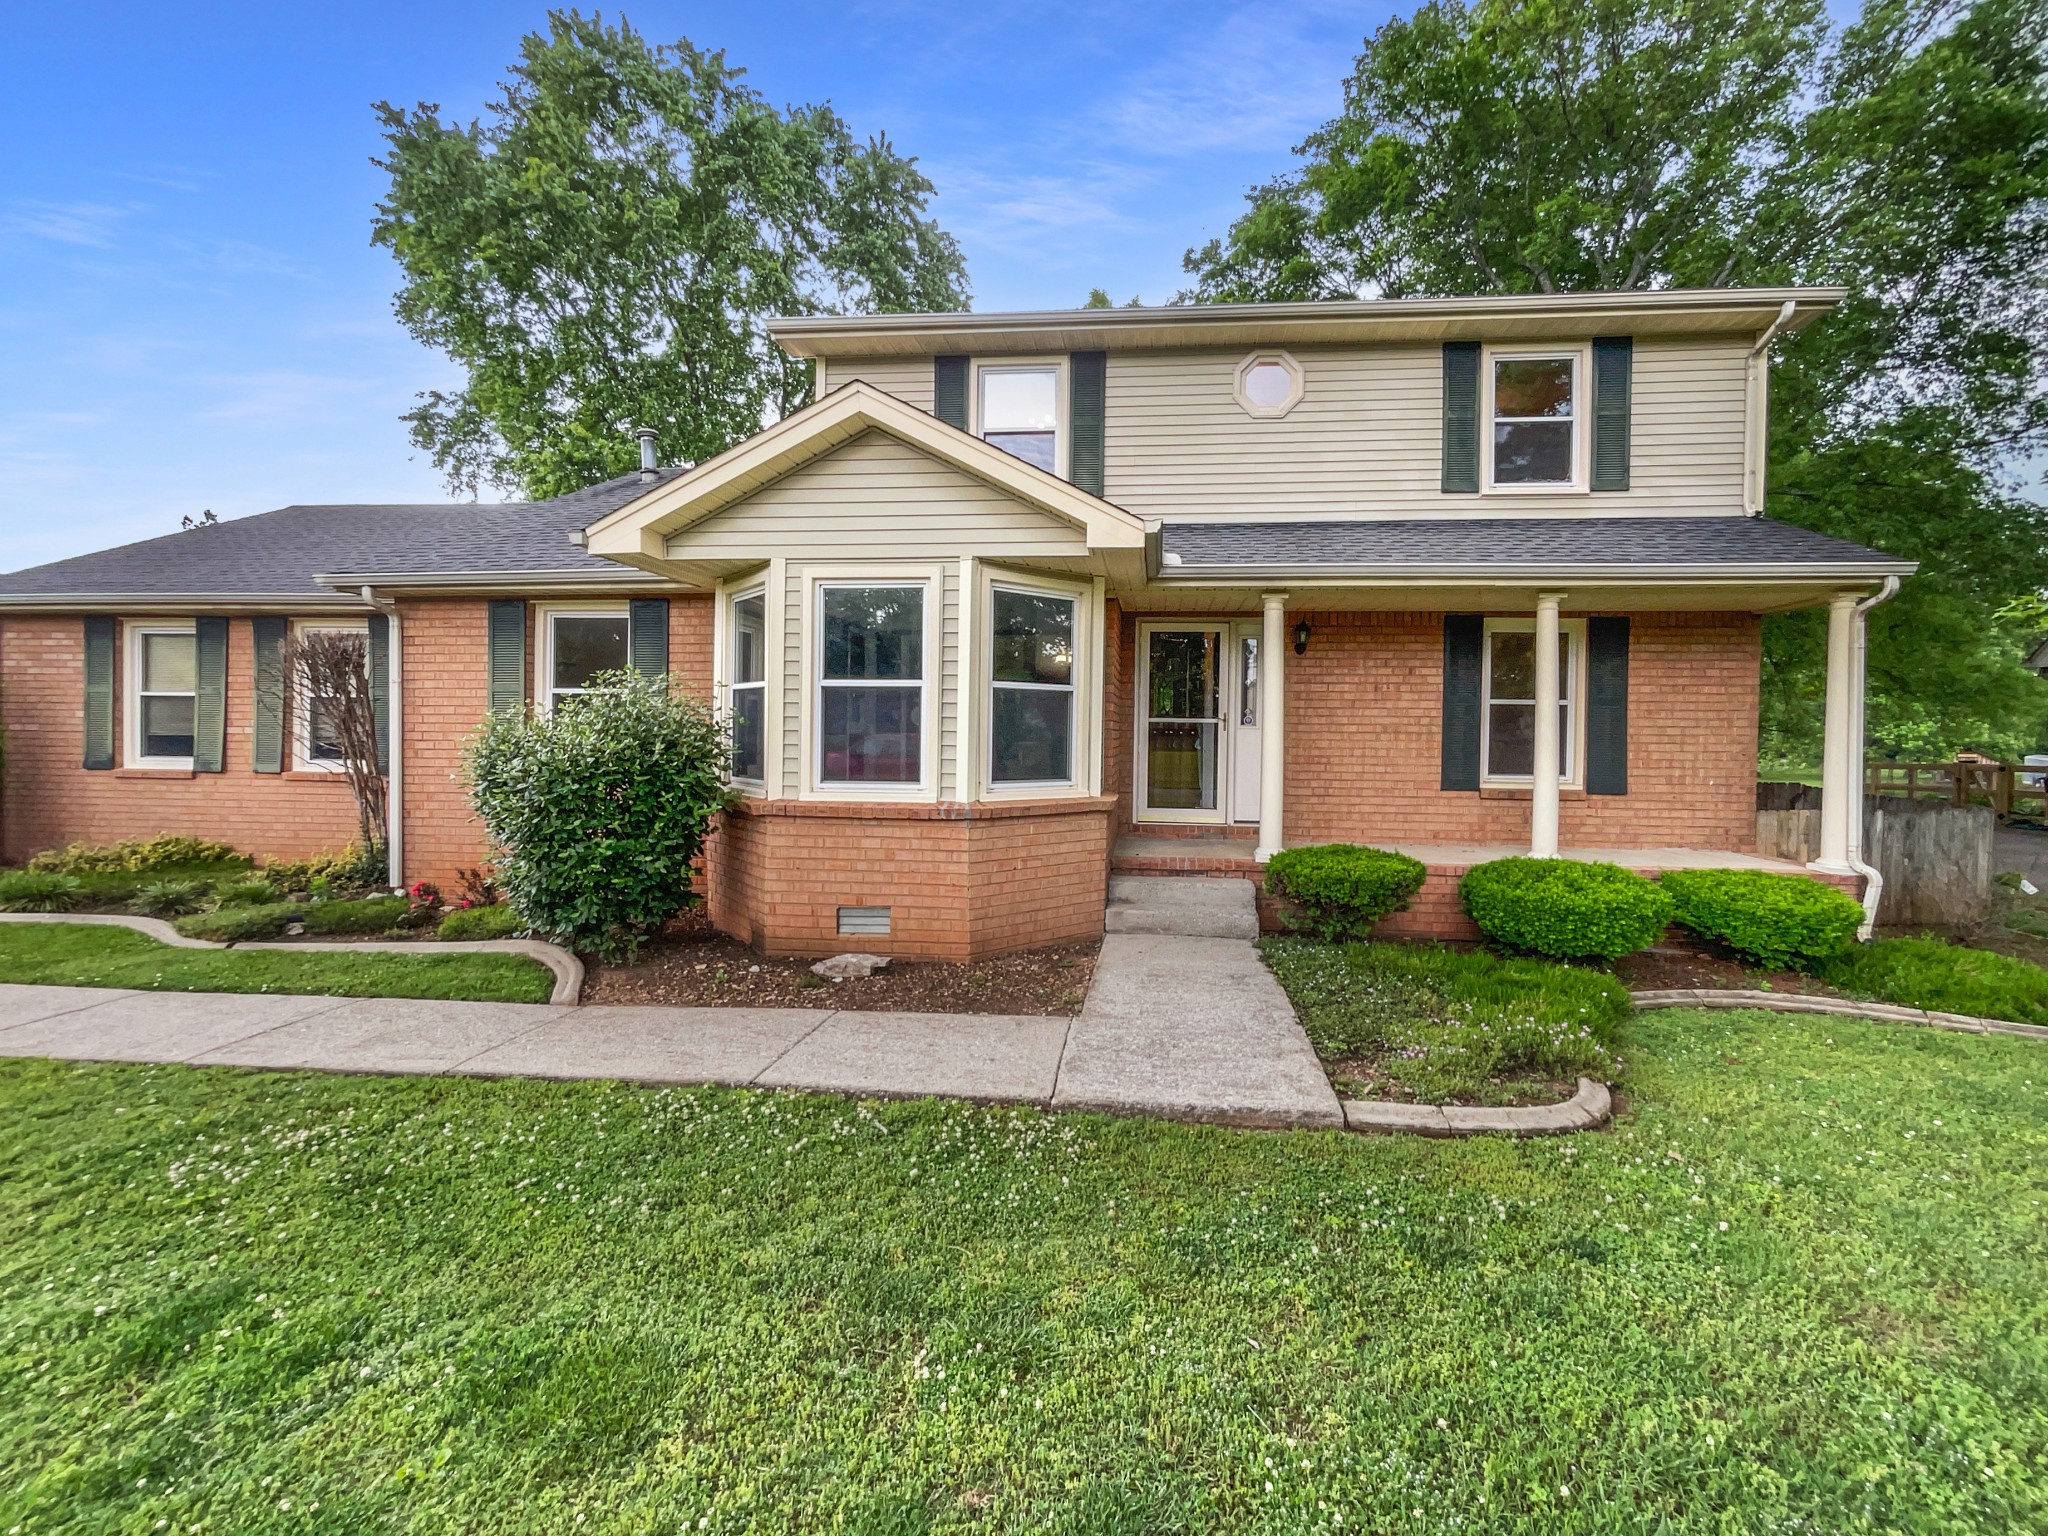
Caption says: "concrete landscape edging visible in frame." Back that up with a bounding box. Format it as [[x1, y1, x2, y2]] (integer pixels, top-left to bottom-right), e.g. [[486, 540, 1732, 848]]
[[1343, 1076, 1612, 1137], [1629, 987, 2048, 1041], [0, 911, 584, 1007]]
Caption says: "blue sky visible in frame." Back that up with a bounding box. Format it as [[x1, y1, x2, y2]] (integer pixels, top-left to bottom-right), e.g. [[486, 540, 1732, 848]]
[[0, 1, 1389, 571]]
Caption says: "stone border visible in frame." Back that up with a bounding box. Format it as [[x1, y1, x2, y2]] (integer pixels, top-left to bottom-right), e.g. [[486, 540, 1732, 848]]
[[1630, 987, 2048, 1041], [0, 911, 583, 1007], [1343, 1076, 1611, 1137]]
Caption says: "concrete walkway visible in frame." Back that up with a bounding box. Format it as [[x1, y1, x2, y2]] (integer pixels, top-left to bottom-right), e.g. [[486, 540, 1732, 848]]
[[0, 878, 1343, 1128]]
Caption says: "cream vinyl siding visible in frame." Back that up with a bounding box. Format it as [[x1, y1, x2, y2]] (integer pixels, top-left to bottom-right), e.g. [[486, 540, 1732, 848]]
[[817, 358, 936, 413], [780, 560, 803, 795], [1102, 336, 1750, 519], [666, 432, 1090, 563]]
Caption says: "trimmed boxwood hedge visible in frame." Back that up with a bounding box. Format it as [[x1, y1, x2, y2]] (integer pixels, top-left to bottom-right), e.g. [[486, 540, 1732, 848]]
[[301, 895, 412, 936], [1264, 844, 1428, 942], [438, 904, 525, 941], [1660, 868, 1864, 971], [173, 903, 298, 943], [1459, 857, 1672, 961]]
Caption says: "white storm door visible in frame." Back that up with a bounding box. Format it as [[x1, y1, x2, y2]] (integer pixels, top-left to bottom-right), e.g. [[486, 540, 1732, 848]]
[[1140, 626, 1227, 822], [1229, 625, 1262, 823]]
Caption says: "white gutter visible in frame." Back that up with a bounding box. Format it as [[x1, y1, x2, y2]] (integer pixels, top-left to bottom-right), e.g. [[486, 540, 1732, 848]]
[[1151, 559, 1917, 583], [1846, 575, 1901, 939], [1744, 300, 1799, 516], [359, 586, 404, 893]]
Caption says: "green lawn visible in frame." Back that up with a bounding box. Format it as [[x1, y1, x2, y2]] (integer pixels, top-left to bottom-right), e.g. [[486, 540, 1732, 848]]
[[0, 922, 553, 1003], [1, 1008, 2043, 1533]]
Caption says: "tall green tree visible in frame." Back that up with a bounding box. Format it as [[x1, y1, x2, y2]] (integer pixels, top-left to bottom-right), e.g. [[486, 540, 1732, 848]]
[[373, 10, 968, 499], [1185, 0, 2048, 764]]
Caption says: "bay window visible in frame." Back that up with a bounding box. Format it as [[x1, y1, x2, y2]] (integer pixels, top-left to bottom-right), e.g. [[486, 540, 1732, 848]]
[[819, 583, 924, 785], [989, 585, 1076, 785], [729, 588, 766, 783], [1482, 618, 1582, 782]]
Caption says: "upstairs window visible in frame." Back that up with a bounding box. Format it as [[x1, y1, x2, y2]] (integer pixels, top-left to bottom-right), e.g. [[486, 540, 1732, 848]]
[[978, 366, 1058, 473], [131, 626, 196, 763], [542, 608, 629, 713], [1489, 353, 1577, 487], [989, 585, 1076, 786], [819, 584, 925, 785], [729, 589, 766, 783]]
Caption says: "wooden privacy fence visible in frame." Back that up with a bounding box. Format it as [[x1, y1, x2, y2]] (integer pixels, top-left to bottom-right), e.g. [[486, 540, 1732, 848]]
[[1754, 791, 1994, 928], [1865, 760, 2047, 822]]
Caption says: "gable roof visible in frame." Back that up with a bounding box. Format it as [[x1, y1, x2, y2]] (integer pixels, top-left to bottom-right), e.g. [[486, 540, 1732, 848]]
[[0, 469, 689, 606], [583, 381, 1148, 572]]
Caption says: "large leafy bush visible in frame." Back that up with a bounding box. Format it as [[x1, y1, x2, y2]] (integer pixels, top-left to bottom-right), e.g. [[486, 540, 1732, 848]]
[[466, 671, 727, 961], [1264, 844, 1427, 941], [1460, 857, 1672, 961], [1660, 868, 1865, 971]]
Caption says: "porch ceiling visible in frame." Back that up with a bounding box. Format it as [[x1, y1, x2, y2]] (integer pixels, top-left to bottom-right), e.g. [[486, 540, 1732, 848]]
[[1107, 580, 1878, 614]]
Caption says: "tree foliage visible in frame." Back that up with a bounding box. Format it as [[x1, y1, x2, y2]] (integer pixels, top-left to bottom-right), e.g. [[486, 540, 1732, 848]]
[[1185, 0, 2048, 761], [373, 10, 967, 499]]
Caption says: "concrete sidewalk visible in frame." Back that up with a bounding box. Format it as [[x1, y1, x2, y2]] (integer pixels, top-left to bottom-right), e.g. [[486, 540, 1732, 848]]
[[0, 940, 1339, 1129]]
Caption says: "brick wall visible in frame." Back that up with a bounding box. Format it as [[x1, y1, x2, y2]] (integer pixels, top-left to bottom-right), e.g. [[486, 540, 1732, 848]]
[[707, 797, 1114, 960], [1, 615, 366, 865], [1107, 607, 1760, 851]]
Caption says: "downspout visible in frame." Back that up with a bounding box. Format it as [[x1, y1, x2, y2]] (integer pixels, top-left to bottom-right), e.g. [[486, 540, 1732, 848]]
[[1845, 575, 1901, 940], [360, 586, 403, 892], [1744, 300, 1798, 516]]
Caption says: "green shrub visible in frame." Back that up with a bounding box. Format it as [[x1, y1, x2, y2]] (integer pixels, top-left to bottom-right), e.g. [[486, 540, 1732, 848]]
[[1261, 938, 1631, 1100], [1459, 857, 1672, 961], [1659, 868, 1864, 971], [1817, 937, 2048, 1025], [1265, 844, 1427, 941], [0, 871, 87, 912], [466, 670, 727, 962], [212, 878, 281, 908], [130, 880, 209, 918], [29, 836, 245, 874], [174, 904, 297, 943], [438, 904, 525, 941], [260, 844, 386, 897], [301, 896, 411, 935]]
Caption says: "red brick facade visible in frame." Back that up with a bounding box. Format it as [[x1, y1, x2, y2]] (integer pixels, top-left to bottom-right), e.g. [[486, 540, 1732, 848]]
[[1105, 607, 1761, 852]]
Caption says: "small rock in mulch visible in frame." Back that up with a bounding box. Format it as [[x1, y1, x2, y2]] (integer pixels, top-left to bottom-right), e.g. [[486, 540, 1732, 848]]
[[583, 914, 1097, 1015], [811, 952, 890, 980]]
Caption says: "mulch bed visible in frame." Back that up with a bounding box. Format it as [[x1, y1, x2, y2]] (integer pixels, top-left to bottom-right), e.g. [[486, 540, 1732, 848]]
[[582, 914, 1098, 1015], [1611, 942, 1841, 997]]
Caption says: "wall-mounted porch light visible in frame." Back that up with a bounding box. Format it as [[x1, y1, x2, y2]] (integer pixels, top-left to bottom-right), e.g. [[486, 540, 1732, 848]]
[[1292, 619, 1312, 656]]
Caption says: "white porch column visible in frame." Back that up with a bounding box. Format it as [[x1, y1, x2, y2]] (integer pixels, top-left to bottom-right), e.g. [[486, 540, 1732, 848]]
[[1531, 592, 1563, 858], [1813, 592, 1859, 873], [1258, 592, 1287, 863]]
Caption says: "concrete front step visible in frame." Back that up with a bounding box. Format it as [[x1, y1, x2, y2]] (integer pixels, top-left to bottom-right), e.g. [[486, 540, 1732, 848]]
[[1104, 874, 1260, 939]]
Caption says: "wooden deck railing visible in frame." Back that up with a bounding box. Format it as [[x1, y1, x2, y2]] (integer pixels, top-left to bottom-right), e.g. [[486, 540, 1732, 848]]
[[1865, 760, 2047, 821]]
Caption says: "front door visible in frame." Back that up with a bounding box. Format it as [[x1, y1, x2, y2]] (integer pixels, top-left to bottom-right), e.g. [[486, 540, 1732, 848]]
[[1140, 626, 1227, 822], [1229, 625, 1262, 824]]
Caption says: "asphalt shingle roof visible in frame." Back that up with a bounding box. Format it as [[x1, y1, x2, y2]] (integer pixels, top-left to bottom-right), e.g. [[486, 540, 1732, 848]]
[[1158, 516, 1913, 572], [0, 468, 688, 597]]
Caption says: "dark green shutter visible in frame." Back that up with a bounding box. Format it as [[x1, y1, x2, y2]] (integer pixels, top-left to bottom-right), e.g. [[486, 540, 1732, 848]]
[[367, 613, 391, 775], [82, 616, 116, 770], [934, 355, 969, 430], [1586, 616, 1629, 795], [1440, 614, 1483, 790], [487, 600, 526, 713], [1591, 336, 1633, 491], [1441, 342, 1480, 493], [1069, 350, 1106, 494], [250, 616, 286, 774], [629, 598, 670, 681], [192, 616, 228, 773]]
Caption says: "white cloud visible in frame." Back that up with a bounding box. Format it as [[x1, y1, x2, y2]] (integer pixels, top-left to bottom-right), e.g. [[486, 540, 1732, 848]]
[[3, 200, 139, 248]]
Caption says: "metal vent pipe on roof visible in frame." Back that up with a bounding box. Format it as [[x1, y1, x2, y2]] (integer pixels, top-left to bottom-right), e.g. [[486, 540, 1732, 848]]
[[636, 426, 659, 480]]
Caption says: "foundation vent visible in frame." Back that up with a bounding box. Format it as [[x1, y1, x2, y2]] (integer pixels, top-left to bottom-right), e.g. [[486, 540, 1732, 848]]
[[836, 906, 891, 937]]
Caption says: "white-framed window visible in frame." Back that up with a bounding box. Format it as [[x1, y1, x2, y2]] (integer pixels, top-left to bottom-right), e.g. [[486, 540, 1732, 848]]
[[1481, 616, 1585, 785], [292, 619, 369, 770], [1484, 346, 1586, 492], [728, 586, 767, 784], [973, 360, 1063, 475], [988, 582, 1078, 788], [1233, 351, 1304, 419], [536, 603, 630, 713], [816, 581, 927, 788], [126, 622, 197, 767]]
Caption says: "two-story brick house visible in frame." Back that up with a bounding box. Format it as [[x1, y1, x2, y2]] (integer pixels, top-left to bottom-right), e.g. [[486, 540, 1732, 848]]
[[0, 288, 1914, 956]]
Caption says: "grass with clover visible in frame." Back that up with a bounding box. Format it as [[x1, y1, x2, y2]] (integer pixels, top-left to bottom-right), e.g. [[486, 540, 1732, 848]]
[[1, 1006, 2044, 1534]]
